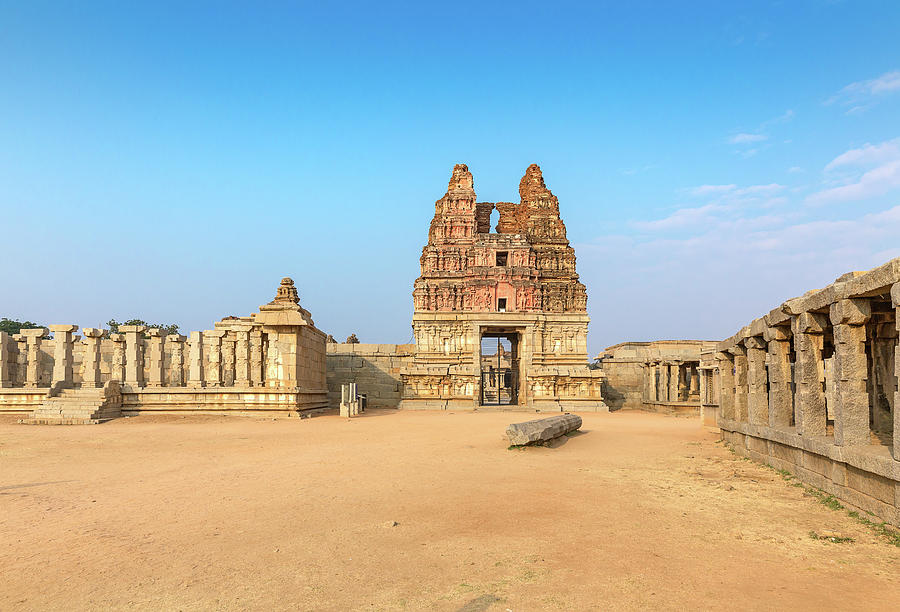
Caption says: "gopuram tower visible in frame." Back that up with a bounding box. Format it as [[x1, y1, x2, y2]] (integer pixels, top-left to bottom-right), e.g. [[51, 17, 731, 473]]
[[399, 164, 607, 411]]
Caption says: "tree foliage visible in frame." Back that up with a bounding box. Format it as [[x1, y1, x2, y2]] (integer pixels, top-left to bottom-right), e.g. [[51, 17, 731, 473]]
[[107, 319, 180, 337], [0, 317, 45, 336]]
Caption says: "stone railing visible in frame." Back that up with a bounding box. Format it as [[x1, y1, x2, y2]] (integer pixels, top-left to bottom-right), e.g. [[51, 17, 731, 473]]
[[712, 258, 900, 525]]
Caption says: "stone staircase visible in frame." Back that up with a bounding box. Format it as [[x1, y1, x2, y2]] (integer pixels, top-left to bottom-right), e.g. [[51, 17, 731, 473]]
[[21, 381, 123, 425]]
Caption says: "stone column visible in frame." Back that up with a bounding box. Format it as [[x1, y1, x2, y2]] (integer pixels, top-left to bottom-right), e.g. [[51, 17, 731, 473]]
[[698, 367, 707, 405], [222, 335, 236, 386], [891, 284, 900, 460], [205, 330, 225, 387], [669, 361, 681, 402], [188, 331, 205, 388], [49, 324, 78, 388], [235, 327, 251, 387], [830, 298, 871, 447], [641, 363, 650, 402], [167, 334, 186, 386], [731, 345, 748, 422], [716, 352, 735, 420], [689, 364, 700, 396], [120, 325, 147, 389], [649, 363, 659, 402], [250, 330, 264, 386], [0, 331, 12, 388], [80, 328, 104, 388], [145, 329, 166, 387], [110, 334, 126, 382], [765, 325, 793, 429], [13, 334, 27, 386], [22, 328, 48, 387], [659, 362, 670, 402], [745, 336, 769, 425], [791, 312, 827, 437]]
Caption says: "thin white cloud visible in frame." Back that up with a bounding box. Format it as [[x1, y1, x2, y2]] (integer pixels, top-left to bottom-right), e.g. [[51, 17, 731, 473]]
[[807, 138, 900, 205], [690, 184, 736, 196], [807, 159, 900, 206], [788, 166, 804, 174], [824, 138, 900, 171], [826, 70, 900, 111], [729, 133, 768, 144]]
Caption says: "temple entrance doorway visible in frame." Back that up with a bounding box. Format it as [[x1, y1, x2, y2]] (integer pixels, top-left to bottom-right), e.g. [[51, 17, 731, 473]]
[[480, 329, 520, 406]]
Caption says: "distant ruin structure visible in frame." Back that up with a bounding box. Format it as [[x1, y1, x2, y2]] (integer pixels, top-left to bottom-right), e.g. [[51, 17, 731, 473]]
[[398, 164, 605, 411], [0, 278, 327, 423]]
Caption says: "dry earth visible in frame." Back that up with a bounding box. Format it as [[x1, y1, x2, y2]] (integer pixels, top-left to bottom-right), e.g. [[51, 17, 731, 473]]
[[1, 410, 898, 611]]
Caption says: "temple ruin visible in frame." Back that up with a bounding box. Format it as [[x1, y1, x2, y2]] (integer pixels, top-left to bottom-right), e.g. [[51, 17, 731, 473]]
[[398, 163, 605, 411], [696, 259, 900, 526], [0, 278, 327, 422]]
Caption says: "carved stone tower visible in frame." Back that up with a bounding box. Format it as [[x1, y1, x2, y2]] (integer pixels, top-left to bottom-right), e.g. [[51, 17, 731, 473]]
[[400, 164, 606, 411]]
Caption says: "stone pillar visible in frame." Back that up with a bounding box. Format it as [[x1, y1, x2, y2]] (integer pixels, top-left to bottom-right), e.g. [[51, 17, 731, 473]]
[[265, 331, 281, 388], [22, 328, 48, 387], [830, 298, 871, 447], [659, 362, 670, 402], [649, 363, 659, 402], [716, 352, 735, 420], [891, 284, 900, 460], [110, 334, 126, 382], [188, 331, 205, 388], [731, 345, 748, 422], [120, 325, 147, 389], [698, 367, 708, 404], [146, 328, 166, 387], [222, 335, 236, 386], [689, 364, 700, 396], [0, 331, 12, 388], [205, 330, 225, 387], [791, 312, 827, 437], [765, 325, 793, 429], [235, 327, 251, 387], [80, 328, 105, 388], [250, 330, 264, 386], [167, 334, 187, 386], [13, 334, 27, 386], [643, 363, 653, 402], [745, 336, 769, 425], [49, 324, 78, 388], [669, 362, 681, 402]]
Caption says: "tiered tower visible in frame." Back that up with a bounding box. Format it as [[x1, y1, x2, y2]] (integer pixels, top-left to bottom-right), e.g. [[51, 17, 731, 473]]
[[400, 164, 606, 411]]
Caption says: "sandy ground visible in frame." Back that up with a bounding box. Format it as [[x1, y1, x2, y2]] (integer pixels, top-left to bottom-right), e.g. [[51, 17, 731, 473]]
[[1, 410, 898, 611]]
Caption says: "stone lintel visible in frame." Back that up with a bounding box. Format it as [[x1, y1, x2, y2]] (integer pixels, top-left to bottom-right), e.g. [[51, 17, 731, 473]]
[[744, 336, 767, 350], [829, 298, 871, 327], [167, 334, 187, 343], [48, 324, 78, 334], [763, 325, 791, 342], [147, 328, 164, 338], [794, 311, 828, 334], [119, 325, 148, 334], [81, 328, 105, 338], [21, 328, 49, 338]]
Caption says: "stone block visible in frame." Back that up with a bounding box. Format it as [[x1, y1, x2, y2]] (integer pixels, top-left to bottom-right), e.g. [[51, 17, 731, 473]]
[[506, 414, 582, 446]]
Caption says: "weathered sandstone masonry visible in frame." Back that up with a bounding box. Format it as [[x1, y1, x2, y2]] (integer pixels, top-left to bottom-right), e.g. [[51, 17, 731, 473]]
[[0, 278, 327, 422], [326, 343, 411, 409], [709, 259, 900, 525], [399, 164, 605, 411], [596, 340, 716, 420]]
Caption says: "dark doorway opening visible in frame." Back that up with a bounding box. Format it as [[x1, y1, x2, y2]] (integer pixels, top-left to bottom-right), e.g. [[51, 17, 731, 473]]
[[480, 329, 520, 406]]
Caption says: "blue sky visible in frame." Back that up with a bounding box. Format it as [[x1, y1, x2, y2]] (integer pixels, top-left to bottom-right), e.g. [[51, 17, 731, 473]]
[[2, 1, 899, 356]]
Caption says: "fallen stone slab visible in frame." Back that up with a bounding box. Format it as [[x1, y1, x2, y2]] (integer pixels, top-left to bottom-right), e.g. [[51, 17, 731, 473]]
[[506, 414, 583, 446]]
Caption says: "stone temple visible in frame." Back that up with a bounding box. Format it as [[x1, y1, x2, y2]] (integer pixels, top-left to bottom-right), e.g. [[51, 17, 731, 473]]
[[399, 163, 606, 411]]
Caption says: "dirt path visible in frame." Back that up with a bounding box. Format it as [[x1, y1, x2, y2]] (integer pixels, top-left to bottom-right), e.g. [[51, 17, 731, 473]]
[[1, 410, 898, 611]]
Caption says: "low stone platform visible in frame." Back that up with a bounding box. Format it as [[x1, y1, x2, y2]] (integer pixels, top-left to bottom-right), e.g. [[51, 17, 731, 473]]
[[20, 382, 121, 425]]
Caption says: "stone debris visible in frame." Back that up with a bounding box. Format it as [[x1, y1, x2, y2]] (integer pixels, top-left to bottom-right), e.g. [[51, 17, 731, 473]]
[[506, 413, 582, 446]]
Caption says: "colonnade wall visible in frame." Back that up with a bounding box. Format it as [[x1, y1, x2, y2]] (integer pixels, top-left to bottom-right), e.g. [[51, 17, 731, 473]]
[[0, 278, 328, 417], [708, 258, 900, 525], [326, 343, 412, 409], [597, 340, 716, 413]]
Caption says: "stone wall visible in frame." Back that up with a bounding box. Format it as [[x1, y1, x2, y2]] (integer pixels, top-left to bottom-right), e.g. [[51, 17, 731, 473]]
[[326, 343, 412, 409], [597, 341, 716, 412], [709, 257, 900, 526]]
